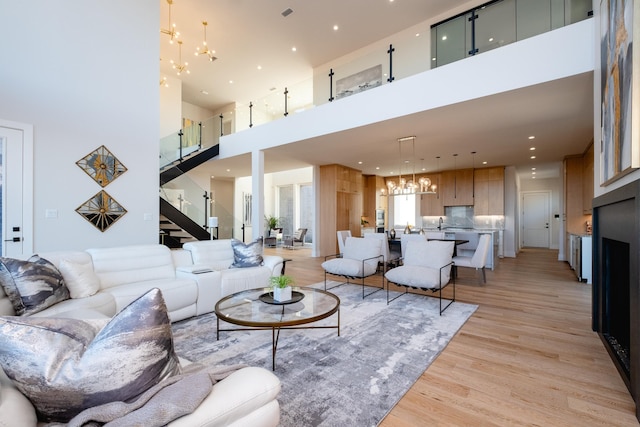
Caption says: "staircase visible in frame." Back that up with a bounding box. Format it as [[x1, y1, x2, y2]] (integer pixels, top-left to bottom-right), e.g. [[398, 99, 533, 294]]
[[159, 143, 220, 248]]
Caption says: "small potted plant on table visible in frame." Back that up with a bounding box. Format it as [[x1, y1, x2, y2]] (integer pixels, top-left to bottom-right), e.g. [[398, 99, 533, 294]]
[[269, 274, 295, 302]]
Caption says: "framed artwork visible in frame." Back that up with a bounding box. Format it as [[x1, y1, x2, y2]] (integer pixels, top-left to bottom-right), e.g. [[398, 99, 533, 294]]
[[600, 0, 640, 185], [76, 190, 127, 232], [243, 192, 252, 226], [76, 145, 127, 187], [336, 64, 383, 100]]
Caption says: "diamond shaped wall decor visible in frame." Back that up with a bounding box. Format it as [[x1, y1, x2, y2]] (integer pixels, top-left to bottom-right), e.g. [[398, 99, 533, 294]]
[[76, 190, 127, 232], [76, 145, 127, 187]]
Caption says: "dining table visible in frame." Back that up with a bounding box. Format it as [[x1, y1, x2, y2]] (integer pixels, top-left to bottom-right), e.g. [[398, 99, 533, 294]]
[[388, 237, 469, 257]]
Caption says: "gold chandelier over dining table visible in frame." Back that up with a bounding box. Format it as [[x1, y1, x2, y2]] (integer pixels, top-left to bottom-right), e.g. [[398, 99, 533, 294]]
[[386, 136, 437, 196]]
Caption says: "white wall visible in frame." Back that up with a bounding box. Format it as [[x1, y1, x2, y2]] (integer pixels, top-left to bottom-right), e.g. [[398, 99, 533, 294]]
[[160, 76, 182, 138], [0, 1, 159, 252]]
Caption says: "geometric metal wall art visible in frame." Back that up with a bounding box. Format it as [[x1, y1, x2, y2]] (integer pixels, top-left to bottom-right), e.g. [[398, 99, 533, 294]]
[[76, 145, 127, 187], [76, 190, 127, 232]]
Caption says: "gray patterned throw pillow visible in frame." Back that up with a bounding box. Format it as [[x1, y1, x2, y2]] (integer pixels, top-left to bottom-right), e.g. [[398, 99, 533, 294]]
[[0, 288, 181, 423], [0, 255, 70, 315], [230, 237, 264, 268]]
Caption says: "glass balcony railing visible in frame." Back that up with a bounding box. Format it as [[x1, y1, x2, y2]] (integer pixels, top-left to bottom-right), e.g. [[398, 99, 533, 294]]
[[165, 0, 592, 150], [160, 114, 227, 169], [206, 0, 591, 136]]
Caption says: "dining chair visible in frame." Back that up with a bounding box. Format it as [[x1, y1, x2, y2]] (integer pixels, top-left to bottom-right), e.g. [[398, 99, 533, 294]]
[[452, 233, 491, 284], [364, 232, 401, 269], [336, 230, 352, 255], [399, 234, 427, 258]]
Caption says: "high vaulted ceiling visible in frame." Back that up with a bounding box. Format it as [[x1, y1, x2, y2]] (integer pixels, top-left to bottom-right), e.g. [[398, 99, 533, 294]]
[[159, 0, 595, 181]]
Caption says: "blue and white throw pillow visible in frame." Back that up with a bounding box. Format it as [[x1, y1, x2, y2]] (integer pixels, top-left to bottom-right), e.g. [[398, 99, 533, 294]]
[[0, 255, 70, 315], [0, 288, 181, 422], [230, 238, 264, 268]]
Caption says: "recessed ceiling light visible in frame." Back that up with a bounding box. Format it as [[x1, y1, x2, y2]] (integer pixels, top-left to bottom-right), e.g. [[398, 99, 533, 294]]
[[482, 161, 487, 165], [257, 65, 262, 70], [530, 147, 536, 150], [532, 176, 536, 179], [532, 167, 536, 170], [530, 156, 536, 159], [200, 90, 209, 95], [291, 46, 297, 52], [358, 161, 363, 165], [333, 25, 339, 31], [376, 166, 380, 170], [432, 57, 436, 61], [532, 172, 536, 175], [229, 80, 233, 84], [210, 175, 215, 179], [489, 37, 494, 42], [442, 35, 447, 41], [415, 33, 420, 37], [528, 135, 535, 139]]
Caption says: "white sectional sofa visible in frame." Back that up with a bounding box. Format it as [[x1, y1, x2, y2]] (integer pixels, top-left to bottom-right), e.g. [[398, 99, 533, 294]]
[[0, 241, 284, 321], [0, 241, 284, 427]]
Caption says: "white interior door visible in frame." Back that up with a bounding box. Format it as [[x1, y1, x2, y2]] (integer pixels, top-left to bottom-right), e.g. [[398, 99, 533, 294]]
[[1, 121, 33, 257], [521, 191, 550, 248]]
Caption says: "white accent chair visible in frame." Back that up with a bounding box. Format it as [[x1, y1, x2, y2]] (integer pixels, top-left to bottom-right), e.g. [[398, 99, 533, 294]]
[[321, 237, 384, 298], [336, 230, 352, 255], [452, 233, 491, 284], [399, 234, 427, 258], [364, 232, 401, 269], [385, 240, 455, 315]]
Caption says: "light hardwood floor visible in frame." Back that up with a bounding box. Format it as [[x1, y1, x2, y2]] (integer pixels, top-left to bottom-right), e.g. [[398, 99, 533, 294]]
[[266, 245, 639, 426]]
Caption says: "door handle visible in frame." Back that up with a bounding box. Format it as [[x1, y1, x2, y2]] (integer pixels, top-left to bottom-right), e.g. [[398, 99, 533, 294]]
[[4, 237, 21, 242]]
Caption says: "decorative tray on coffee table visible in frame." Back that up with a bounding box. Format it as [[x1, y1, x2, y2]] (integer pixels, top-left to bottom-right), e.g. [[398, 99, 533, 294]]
[[259, 291, 305, 305]]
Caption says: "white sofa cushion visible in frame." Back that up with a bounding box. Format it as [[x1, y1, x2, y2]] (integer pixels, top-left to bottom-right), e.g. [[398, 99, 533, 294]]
[[87, 245, 176, 289], [30, 292, 116, 318], [58, 258, 100, 299], [105, 277, 198, 316], [183, 240, 235, 271], [168, 367, 281, 427]]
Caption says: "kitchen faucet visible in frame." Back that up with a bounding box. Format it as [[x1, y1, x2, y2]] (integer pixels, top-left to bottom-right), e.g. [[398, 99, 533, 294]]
[[438, 217, 443, 230]]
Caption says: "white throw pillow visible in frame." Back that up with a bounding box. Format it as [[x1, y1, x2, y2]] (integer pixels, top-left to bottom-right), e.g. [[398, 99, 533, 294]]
[[57, 258, 100, 299]]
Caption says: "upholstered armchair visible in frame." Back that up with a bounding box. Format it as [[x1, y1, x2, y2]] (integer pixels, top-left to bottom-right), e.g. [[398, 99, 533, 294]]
[[321, 236, 384, 298], [283, 228, 307, 249], [264, 228, 283, 247], [452, 233, 491, 284], [385, 240, 455, 315]]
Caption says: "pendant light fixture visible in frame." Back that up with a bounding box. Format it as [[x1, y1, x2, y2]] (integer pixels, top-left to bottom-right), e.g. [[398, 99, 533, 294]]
[[171, 40, 190, 76], [195, 21, 218, 62], [160, 0, 180, 44]]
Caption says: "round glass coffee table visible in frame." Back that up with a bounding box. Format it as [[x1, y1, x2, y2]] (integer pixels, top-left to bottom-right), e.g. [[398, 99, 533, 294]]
[[215, 286, 340, 370]]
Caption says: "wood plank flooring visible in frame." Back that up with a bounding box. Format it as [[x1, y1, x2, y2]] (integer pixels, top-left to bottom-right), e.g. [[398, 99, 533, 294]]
[[266, 246, 639, 426]]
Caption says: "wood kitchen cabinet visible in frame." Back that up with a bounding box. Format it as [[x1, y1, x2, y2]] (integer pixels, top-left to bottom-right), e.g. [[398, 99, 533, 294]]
[[583, 142, 594, 214], [441, 168, 474, 206], [319, 164, 363, 256], [419, 173, 443, 216], [474, 167, 504, 215]]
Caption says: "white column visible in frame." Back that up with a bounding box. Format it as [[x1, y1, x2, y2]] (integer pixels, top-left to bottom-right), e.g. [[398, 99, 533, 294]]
[[252, 150, 265, 241]]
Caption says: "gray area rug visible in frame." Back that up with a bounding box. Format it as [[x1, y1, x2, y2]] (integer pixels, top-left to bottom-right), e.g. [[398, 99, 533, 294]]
[[171, 282, 477, 426]]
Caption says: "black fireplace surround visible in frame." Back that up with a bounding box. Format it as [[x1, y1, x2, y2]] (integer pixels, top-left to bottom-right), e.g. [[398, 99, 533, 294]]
[[592, 180, 640, 421]]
